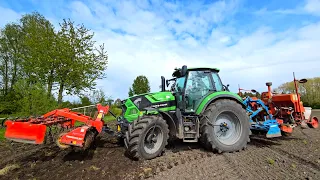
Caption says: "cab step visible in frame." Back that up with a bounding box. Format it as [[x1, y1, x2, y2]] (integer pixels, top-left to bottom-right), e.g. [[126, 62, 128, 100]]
[[182, 115, 199, 142]]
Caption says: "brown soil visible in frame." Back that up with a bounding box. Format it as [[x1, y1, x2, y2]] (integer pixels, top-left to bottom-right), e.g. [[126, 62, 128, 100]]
[[1, 111, 320, 180]]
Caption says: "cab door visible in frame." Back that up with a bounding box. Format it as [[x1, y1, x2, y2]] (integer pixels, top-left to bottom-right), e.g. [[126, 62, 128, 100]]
[[184, 70, 214, 112]]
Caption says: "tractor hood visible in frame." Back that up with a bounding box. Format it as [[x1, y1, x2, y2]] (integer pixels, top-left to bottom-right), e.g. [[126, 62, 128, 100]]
[[129, 91, 176, 110], [120, 91, 176, 122]]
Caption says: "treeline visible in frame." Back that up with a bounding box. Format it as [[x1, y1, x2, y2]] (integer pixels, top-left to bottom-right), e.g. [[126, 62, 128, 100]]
[[62, 90, 123, 117], [0, 12, 110, 117], [238, 92, 261, 99]]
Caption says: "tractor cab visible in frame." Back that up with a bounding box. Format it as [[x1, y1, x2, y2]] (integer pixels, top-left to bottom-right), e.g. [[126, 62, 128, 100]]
[[164, 65, 228, 113]]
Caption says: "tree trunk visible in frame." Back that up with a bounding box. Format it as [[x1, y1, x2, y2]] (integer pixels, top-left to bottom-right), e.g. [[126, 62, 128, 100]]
[[47, 69, 54, 98], [58, 80, 64, 104], [4, 59, 8, 95], [10, 59, 18, 91]]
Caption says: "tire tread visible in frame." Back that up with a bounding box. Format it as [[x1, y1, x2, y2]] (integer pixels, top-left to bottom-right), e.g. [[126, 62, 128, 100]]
[[125, 115, 169, 160], [199, 99, 250, 153]]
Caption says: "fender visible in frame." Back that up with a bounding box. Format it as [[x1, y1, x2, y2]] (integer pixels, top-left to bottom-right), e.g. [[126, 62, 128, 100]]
[[143, 107, 178, 138], [158, 111, 178, 138], [195, 92, 245, 115]]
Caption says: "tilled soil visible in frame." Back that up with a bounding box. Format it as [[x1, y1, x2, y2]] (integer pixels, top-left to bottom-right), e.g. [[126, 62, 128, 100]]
[[1, 111, 320, 180]]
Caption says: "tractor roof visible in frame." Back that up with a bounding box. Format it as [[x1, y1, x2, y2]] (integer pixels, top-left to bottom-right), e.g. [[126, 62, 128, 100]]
[[187, 67, 220, 72], [172, 66, 220, 77]]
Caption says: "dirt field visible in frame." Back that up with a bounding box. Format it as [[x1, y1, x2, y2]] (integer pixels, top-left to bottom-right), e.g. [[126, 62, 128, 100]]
[[1, 111, 320, 180]]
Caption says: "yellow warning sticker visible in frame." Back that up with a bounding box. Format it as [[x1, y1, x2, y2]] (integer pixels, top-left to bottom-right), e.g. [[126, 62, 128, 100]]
[[97, 113, 103, 119]]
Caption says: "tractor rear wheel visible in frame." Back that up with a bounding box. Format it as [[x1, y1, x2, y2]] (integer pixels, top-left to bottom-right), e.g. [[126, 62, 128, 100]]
[[125, 115, 169, 160], [199, 99, 250, 153]]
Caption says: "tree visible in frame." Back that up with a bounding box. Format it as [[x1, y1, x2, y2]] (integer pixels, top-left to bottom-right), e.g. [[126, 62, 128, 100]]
[[128, 75, 150, 96], [0, 11, 110, 116], [55, 19, 108, 104], [106, 98, 114, 106], [114, 98, 122, 107], [274, 77, 320, 108], [80, 96, 92, 106], [0, 23, 23, 96], [19, 12, 57, 98], [13, 79, 57, 116], [89, 89, 106, 105]]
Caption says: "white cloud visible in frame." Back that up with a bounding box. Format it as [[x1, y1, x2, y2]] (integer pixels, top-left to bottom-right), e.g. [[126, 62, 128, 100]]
[[0, 6, 22, 27], [304, 0, 320, 16], [254, 0, 320, 17], [70, 1, 94, 21], [91, 19, 320, 99], [1, 0, 320, 102]]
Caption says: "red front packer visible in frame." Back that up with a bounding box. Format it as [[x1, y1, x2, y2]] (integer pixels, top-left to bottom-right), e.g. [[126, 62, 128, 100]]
[[4, 104, 109, 150]]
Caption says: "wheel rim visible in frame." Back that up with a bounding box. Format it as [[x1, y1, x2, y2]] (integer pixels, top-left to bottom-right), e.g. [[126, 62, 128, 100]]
[[143, 125, 164, 154], [213, 111, 242, 146]]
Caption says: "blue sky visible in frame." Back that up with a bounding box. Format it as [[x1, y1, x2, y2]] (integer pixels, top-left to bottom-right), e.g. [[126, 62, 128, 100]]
[[1, 0, 320, 102]]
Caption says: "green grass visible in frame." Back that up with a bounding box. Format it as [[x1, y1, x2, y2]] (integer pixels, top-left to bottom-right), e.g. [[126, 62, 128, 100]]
[[103, 115, 116, 122], [0, 128, 5, 141], [267, 158, 275, 165]]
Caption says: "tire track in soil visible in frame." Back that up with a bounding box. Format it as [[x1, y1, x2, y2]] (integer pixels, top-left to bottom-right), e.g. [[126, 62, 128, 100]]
[[133, 142, 252, 180], [143, 150, 243, 180], [250, 137, 320, 179], [0, 135, 143, 180], [224, 145, 300, 180], [282, 128, 320, 164], [0, 143, 54, 168], [139, 137, 320, 180], [256, 138, 320, 170]]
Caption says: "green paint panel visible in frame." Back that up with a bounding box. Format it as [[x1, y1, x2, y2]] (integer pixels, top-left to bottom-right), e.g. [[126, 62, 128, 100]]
[[123, 91, 176, 123], [145, 91, 175, 103], [195, 91, 243, 115], [123, 98, 140, 122]]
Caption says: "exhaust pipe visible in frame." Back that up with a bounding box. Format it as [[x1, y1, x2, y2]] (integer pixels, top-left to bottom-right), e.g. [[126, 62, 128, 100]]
[[161, 76, 165, 92]]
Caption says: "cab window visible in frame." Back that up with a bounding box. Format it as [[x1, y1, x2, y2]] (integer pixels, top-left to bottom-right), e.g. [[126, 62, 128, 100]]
[[174, 77, 185, 92], [211, 72, 223, 91], [185, 71, 213, 111]]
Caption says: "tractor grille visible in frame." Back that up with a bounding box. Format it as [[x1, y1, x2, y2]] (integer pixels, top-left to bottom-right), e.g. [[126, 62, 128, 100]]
[[130, 96, 152, 111]]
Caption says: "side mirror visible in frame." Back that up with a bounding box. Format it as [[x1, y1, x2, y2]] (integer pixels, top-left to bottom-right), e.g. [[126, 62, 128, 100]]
[[181, 65, 187, 76], [166, 79, 169, 87], [298, 79, 307, 83]]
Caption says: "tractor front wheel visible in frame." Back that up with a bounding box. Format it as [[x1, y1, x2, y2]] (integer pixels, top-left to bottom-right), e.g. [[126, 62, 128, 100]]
[[125, 115, 169, 160], [200, 99, 250, 153]]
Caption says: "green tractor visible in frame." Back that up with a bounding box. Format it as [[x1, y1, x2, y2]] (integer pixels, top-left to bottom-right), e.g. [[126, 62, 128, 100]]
[[116, 65, 250, 160]]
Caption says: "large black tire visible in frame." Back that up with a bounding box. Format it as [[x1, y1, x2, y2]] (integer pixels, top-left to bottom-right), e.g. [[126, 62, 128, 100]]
[[125, 115, 169, 160], [199, 99, 250, 153]]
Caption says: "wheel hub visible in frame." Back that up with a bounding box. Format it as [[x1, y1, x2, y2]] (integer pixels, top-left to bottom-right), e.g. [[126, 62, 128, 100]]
[[143, 126, 164, 154], [220, 122, 229, 133], [146, 133, 158, 143]]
